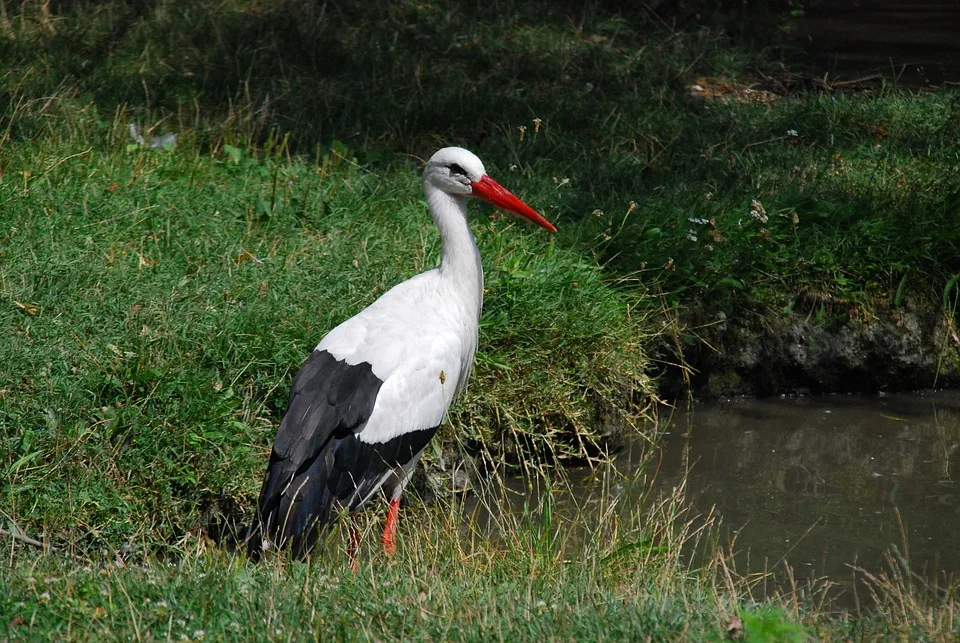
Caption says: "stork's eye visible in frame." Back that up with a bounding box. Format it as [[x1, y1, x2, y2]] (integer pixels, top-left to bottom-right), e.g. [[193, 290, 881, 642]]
[[448, 163, 467, 177]]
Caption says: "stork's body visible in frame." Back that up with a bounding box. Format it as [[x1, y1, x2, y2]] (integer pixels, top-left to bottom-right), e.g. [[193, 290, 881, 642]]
[[251, 148, 555, 560]]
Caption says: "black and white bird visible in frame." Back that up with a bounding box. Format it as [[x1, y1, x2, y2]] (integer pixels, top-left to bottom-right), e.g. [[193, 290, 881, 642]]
[[249, 147, 556, 561]]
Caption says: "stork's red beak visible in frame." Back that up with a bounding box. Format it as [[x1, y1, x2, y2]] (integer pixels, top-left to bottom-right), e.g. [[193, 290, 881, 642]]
[[470, 175, 557, 233]]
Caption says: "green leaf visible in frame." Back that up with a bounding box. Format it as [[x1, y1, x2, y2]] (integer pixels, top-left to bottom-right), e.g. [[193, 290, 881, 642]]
[[223, 144, 242, 164]]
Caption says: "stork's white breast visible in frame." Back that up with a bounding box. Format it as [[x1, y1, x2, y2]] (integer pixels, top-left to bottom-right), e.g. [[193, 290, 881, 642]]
[[316, 270, 477, 444]]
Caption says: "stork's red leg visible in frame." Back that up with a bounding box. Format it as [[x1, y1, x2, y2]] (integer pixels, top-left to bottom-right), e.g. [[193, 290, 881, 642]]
[[381, 497, 401, 557], [349, 515, 361, 574]]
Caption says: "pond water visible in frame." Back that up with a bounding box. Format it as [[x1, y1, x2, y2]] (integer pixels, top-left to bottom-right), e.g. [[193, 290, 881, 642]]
[[469, 391, 960, 607], [650, 392, 960, 604]]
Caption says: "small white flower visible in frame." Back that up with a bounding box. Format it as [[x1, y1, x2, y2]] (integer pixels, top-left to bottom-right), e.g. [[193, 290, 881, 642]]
[[193, 630, 205, 640], [687, 217, 709, 225], [749, 199, 768, 224], [786, 129, 799, 137], [686, 231, 698, 242]]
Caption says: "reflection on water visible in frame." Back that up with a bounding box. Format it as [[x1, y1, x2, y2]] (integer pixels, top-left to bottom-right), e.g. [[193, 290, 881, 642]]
[[467, 391, 960, 606], [653, 392, 960, 603]]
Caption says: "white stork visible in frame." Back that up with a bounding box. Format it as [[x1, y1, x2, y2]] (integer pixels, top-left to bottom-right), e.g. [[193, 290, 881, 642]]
[[249, 147, 556, 561]]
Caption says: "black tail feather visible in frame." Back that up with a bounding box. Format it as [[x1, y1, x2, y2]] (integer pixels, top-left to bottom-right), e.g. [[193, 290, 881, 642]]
[[250, 448, 341, 560]]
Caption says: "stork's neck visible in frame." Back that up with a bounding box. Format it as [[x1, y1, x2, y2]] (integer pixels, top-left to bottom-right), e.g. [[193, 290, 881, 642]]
[[425, 186, 484, 313]]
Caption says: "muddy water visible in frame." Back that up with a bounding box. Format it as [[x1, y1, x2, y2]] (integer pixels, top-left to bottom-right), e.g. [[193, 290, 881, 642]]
[[468, 392, 960, 606], [651, 392, 960, 602]]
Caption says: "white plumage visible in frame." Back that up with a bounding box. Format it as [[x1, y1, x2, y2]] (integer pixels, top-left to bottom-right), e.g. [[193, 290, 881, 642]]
[[249, 147, 556, 562], [318, 272, 471, 444]]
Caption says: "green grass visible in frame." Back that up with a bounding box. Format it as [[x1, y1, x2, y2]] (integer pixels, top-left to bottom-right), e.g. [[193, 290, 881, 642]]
[[3, 476, 954, 641], [2, 554, 712, 641], [0, 481, 729, 641], [3, 0, 957, 316], [1, 135, 652, 552], [2, 0, 960, 639]]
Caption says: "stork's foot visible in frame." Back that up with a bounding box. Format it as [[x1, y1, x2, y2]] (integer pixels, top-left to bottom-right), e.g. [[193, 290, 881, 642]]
[[381, 498, 400, 557]]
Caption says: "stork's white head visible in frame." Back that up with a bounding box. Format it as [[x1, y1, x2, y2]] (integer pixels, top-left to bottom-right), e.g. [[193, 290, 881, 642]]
[[423, 147, 486, 195], [422, 147, 556, 232]]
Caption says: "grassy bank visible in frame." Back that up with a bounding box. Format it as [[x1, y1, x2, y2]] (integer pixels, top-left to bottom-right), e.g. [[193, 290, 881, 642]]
[[2, 473, 955, 641], [2, 479, 730, 641], [2, 0, 960, 639], [4, 0, 957, 317], [1, 134, 654, 548]]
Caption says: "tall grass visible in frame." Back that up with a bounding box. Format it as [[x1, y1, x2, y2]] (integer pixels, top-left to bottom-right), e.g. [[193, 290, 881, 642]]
[[0, 453, 743, 641], [5, 452, 957, 640]]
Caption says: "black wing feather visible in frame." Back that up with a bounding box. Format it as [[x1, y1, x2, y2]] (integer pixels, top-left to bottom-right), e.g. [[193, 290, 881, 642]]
[[249, 349, 439, 560], [251, 350, 382, 558]]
